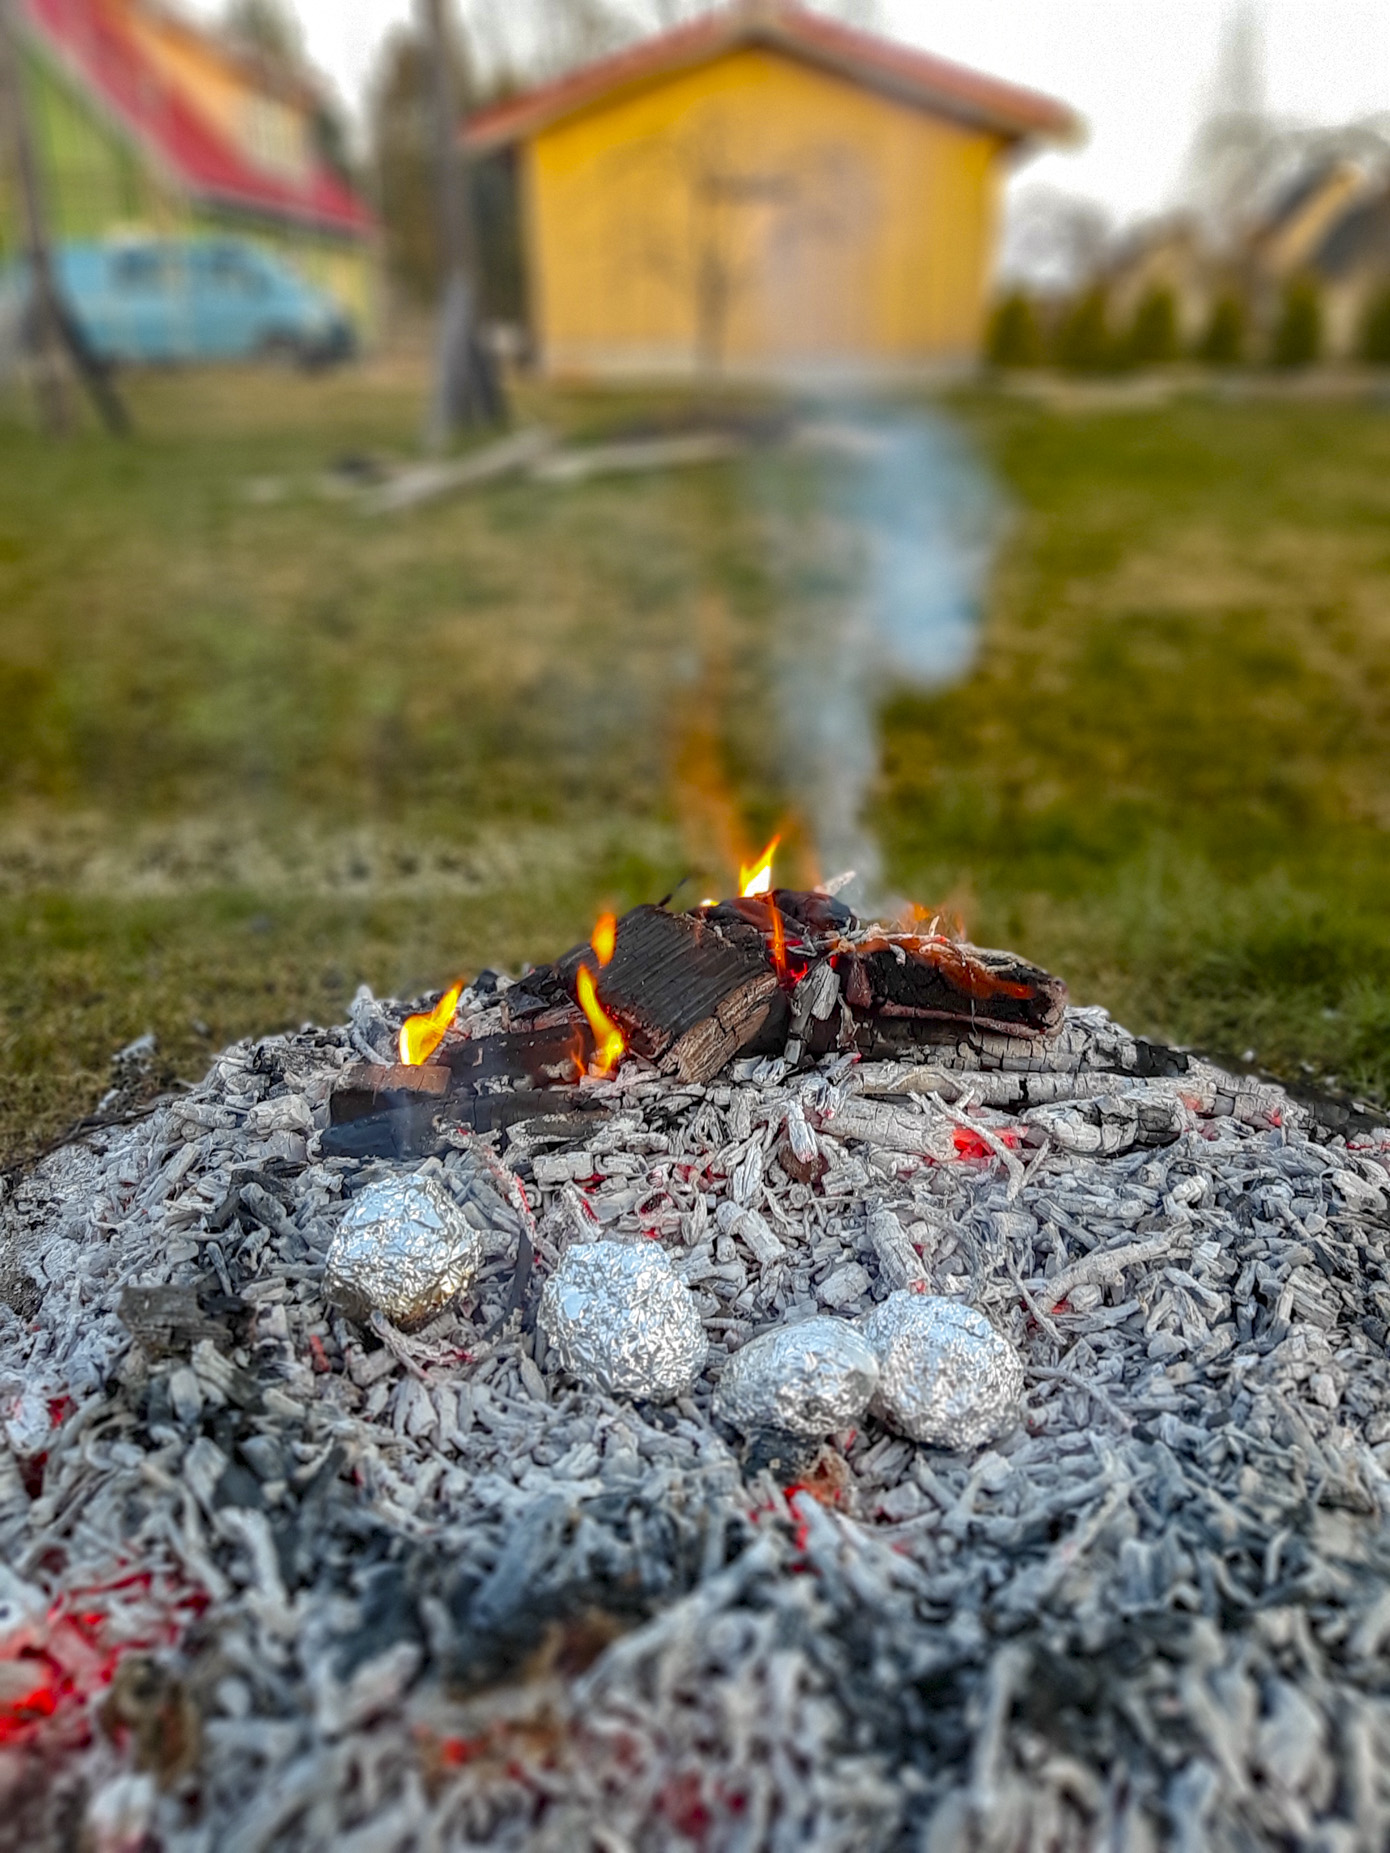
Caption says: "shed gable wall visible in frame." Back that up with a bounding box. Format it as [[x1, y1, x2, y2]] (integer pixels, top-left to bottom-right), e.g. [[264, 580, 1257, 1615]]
[[525, 44, 1004, 375]]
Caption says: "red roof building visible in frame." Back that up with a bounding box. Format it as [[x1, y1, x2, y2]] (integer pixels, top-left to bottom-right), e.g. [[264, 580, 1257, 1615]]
[[9, 0, 376, 323]]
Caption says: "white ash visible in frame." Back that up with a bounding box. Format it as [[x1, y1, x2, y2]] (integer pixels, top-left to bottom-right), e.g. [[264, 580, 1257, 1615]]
[[0, 990, 1388, 1849]]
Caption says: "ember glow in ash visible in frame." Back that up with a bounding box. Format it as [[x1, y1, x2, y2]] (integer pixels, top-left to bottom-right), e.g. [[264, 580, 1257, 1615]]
[[4, 880, 1390, 1848]]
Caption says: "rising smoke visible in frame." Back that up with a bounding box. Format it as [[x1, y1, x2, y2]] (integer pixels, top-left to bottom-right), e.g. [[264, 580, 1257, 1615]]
[[753, 405, 1000, 908]]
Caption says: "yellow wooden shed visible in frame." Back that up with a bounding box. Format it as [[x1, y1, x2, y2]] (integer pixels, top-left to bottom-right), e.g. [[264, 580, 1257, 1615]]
[[465, 2, 1078, 378]]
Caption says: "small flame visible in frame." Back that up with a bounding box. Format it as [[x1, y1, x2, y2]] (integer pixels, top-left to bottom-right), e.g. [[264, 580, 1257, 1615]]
[[592, 911, 617, 966], [576, 965, 625, 1077], [769, 899, 787, 976], [398, 979, 464, 1066], [739, 835, 779, 898]]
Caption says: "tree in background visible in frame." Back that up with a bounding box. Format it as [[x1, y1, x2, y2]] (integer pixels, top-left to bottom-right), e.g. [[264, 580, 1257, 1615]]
[[1124, 285, 1180, 366], [222, 0, 301, 65], [1359, 286, 1390, 365], [222, 0, 355, 187], [985, 291, 1044, 368], [1053, 286, 1112, 372], [1198, 291, 1247, 364], [1271, 275, 1323, 368], [372, 24, 523, 323]]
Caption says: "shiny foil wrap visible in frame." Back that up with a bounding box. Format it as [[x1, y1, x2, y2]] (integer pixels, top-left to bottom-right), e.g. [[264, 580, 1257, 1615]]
[[539, 1241, 708, 1402], [325, 1174, 484, 1326], [860, 1293, 1023, 1450], [713, 1316, 879, 1438]]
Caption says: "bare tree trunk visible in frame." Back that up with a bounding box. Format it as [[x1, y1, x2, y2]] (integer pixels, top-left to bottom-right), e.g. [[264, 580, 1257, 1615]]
[[0, 0, 129, 435], [0, 0, 66, 433], [417, 0, 502, 449]]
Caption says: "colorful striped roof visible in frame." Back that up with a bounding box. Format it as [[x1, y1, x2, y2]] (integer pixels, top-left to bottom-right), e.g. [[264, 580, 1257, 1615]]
[[465, 3, 1080, 153], [22, 0, 374, 238]]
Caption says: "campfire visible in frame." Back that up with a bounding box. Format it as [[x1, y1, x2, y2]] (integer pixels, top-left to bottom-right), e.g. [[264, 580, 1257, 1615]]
[[328, 844, 1066, 1164], [3, 848, 1390, 1848]]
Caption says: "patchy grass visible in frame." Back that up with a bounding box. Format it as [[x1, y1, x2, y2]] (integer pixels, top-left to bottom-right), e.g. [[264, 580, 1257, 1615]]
[[880, 393, 1390, 1102], [0, 364, 786, 1160], [5, 369, 1390, 1159]]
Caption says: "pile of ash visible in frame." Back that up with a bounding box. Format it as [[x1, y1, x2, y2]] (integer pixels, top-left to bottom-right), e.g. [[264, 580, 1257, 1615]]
[[2, 983, 1390, 1849]]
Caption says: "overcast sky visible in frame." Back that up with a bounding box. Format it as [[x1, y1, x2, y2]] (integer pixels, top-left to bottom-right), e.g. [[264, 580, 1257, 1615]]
[[186, 1, 1390, 229]]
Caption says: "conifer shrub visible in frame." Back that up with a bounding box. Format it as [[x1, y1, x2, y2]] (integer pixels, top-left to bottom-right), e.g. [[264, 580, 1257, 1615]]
[[1198, 292, 1247, 365], [1272, 276, 1323, 368], [985, 291, 1045, 367], [1124, 285, 1180, 366], [1357, 285, 1390, 365], [1052, 286, 1112, 372]]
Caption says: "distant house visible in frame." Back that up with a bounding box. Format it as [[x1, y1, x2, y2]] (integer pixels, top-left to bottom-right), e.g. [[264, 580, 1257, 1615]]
[[1105, 214, 1214, 346], [464, 2, 1078, 378], [3, 0, 376, 334], [1313, 184, 1390, 354]]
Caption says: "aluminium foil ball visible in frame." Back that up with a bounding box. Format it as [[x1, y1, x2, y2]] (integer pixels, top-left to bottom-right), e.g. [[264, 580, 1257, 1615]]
[[324, 1174, 485, 1327], [539, 1240, 708, 1402], [713, 1316, 879, 1439], [859, 1292, 1023, 1451]]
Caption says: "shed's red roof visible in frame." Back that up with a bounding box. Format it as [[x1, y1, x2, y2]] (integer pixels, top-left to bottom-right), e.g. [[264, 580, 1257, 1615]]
[[22, 0, 374, 238], [465, 3, 1079, 153]]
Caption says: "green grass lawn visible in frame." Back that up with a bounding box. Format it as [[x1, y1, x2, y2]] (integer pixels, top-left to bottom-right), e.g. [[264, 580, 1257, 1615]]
[[881, 392, 1390, 1104], [3, 365, 1390, 1161]]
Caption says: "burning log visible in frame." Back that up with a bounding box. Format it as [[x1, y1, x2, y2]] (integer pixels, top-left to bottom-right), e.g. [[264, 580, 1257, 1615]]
[[552, 904, 780, 1085]]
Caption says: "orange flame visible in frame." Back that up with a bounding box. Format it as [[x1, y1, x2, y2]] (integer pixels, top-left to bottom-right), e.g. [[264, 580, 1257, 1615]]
[[398, 979, 464, 1066], [592, 911, 617, 966], [739, 835, 779, 898], [576, 965, 625, 1077], [769, 899, 787, 976]]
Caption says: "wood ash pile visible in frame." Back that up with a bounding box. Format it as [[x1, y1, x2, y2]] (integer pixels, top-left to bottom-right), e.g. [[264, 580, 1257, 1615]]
[[3, 920, 1390, 1849]]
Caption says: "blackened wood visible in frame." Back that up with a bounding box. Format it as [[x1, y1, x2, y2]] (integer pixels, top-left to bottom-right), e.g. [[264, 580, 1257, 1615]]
[[321, 1101, 440, 1160], [117, 1285, 233, 1356], [442, 1018, 592, 1087], [331, 1063, 452, 1125], [689, 890, 854, 937], [664, 972, 778, 1084], [323, 1086, 596, 1158], [451, 1089, 590, 1133], [557, 906, 777, 1079], [852, 940, 1067, 1036]]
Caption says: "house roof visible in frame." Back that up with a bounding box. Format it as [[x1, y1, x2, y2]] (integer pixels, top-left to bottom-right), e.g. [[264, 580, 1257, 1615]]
[[21, 0, 374, 238], [1314, 188, 1390, 280], [463, 3, 1080, 154]]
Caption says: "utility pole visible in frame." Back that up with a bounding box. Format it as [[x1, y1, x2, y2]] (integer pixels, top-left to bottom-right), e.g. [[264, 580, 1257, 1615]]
[[417, 0, 502, 449], [0, 0, 129, 435]]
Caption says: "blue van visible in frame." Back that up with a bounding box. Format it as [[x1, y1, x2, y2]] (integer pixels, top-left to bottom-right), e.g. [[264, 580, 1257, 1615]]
[[2, 237, 355, 367]]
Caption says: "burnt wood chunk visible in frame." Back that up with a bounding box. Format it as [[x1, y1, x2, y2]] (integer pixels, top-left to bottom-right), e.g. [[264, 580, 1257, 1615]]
[[848, 940, 1067, 1037], [321, 1099, 441, 1160], [117, 1285, 233, 1356], [331, 1063, 452, 1125], [559, 905, 778, 1082], [442, 1018, 592, 1088]]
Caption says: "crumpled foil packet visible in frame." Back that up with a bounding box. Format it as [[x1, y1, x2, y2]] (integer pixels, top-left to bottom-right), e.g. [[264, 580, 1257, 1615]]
[[860, 1293, 1023, 1450], [539, 1241, 708, 1402], [713, 1316, 879, 1439], [325, 1174, 485, 1326]]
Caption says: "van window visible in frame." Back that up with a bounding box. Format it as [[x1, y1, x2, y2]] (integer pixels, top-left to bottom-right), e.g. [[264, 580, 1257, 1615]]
[[206, 249, 269, 296], [112, 248, 178, 291]]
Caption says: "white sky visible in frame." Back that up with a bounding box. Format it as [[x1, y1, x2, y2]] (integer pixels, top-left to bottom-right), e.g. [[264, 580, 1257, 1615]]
[[185, 1, 1390, 230]]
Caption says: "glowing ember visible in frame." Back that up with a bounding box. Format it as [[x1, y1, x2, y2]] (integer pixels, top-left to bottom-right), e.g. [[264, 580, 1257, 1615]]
[[576, 965, 625, 1076], [591, 911, 617, 967], [398, 980, 464, 1066], [739, 836, 779, 898]]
